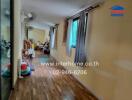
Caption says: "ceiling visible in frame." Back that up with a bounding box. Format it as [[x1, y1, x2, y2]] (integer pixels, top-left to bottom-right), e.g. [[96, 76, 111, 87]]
[[21, 0, 102, 29]]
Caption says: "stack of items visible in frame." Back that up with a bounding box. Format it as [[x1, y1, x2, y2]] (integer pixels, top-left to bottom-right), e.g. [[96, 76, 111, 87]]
[[2, 62, 32, 78], [21, 62, 31, 77]]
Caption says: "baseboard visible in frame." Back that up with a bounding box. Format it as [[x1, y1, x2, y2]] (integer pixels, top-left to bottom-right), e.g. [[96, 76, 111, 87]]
[[50, 56, 102, 100], [71, 74, 103, 100]]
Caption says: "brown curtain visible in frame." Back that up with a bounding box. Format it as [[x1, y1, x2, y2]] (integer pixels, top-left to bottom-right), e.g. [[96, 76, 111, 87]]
[[63, 19, 68, 43], [54, 24, 58, 49], [74, 12, 87, 66]]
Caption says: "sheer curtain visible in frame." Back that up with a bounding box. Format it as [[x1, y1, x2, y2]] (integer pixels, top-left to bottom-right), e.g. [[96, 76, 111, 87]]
[[49, 27, 55, 49], [66, 19, 73, 57]]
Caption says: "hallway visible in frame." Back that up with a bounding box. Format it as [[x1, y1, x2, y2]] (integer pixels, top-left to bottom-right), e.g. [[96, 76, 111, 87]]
[[1, 0, 132, 99], [9, 52, 98, 100]]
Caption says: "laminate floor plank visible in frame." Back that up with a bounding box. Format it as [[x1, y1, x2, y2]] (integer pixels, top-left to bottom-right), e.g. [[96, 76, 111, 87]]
[[9, 52, 98, 100]]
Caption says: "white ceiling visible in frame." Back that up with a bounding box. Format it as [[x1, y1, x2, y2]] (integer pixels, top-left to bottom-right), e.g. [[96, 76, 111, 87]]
[[21, 0, 102, 29]]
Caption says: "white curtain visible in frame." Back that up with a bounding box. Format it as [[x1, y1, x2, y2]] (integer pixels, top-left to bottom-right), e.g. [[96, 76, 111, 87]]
[[66, 19, 73, 56], [50, 27, 55, 49]]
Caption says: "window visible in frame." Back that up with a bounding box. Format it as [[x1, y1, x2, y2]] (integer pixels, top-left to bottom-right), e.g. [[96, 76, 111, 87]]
[[70, 18, 79, 48]]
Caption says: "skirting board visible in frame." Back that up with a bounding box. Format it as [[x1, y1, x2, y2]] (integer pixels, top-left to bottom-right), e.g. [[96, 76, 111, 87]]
[[51, 56, 103, 100]]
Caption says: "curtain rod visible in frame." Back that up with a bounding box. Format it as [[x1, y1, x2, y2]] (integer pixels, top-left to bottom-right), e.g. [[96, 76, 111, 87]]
[[67, 4, 100, 20]]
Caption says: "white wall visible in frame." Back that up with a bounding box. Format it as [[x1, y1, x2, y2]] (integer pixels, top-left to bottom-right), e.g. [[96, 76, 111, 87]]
[[28, 28, 50, 43], [51, 0, 132, 100]]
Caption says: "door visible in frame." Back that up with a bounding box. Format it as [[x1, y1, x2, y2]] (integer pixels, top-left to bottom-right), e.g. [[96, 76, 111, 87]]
[[0, 0, 13, 100]]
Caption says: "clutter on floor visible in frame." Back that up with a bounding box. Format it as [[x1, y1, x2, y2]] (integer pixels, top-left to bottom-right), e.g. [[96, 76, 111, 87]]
[[35, 40, 50, 55], [21, 62, 31, 77], [21, 39, 36, 77]]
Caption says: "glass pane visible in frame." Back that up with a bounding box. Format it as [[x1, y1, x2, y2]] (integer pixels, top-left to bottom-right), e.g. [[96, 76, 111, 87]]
[[70, 19, 79, 48], [1, 0, 12, 100]]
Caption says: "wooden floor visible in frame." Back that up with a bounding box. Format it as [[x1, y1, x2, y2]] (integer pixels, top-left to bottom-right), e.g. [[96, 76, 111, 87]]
[[9, 52, 98, 100]]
